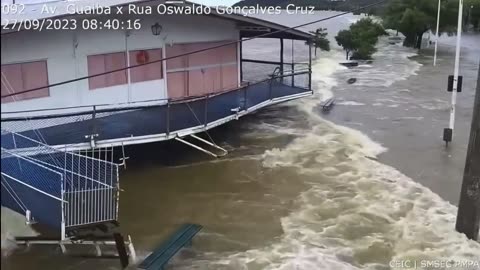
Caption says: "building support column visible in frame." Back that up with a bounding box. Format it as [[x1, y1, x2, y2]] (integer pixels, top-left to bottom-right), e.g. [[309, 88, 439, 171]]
[[125, 31, 132, 103], [291, 39, 295, 87], [280, 38, 284, 79], [455, 62, 480, 241], [239, 37, 243, 84], [308, 42, 312, 92]]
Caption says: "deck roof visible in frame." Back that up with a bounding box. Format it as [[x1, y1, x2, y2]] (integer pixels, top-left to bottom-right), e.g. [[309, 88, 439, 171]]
[[1, 0, 313, 40]]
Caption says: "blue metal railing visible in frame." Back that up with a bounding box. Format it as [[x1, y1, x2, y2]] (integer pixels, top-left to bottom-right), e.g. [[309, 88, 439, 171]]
[[1, 130, 120, 239]]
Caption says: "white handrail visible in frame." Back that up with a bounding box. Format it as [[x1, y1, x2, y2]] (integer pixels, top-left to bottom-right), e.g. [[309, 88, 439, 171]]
[[1, 172, 67, 203]]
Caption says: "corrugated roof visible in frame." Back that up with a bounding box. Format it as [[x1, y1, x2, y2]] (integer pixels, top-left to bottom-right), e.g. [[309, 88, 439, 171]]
[[1, 0, 313, 40]]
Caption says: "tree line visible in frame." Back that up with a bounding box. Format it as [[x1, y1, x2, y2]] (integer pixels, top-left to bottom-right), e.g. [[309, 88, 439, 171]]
[[234, 0, 480, 46], [307, 18, 386, 60], [233, 0, 386, 15], [383, 0, 480, 49]]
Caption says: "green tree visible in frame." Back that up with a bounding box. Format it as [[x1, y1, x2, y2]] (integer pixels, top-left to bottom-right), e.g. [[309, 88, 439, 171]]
[[335, 18, 386, 60], [307, 28, 330, 56], [465, 0, 480, 30], [335, 29, 355, 60], [383, 0, 459, 49]]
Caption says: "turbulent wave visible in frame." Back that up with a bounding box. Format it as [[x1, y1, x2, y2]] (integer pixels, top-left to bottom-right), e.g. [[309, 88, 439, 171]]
[[171, 36, 480, 270], [310, 50, 347, 102], [334, 38, 422, 90], [2, 14, 478, 270], [259, 107, 479, 269]]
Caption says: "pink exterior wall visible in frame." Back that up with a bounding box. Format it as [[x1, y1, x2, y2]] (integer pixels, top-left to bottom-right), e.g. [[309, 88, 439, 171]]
[[222, 65, 239, 90], [167, 72, 187, 99], [166, 41, 238, 99], [1, 61, 49, 103], [87, 52, 127, 90], [88, 49, 163, 90]]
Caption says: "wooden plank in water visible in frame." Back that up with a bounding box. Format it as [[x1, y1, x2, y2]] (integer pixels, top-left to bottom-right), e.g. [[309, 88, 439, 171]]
[[320, 98, 336, 112], [139, 224, 202, 270], [340, 61, 358, 67]]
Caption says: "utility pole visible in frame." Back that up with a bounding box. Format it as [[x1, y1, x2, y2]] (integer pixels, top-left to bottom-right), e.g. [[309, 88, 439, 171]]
[[455, 63, 480, 241], [443, 0, 464, 145], [433, 0, 441, 66]]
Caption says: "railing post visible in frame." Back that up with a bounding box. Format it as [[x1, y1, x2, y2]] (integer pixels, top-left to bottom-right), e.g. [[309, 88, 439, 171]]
[[308, 43, 312, 91], [60, 174, 66, 240], [204, 95, 208, 127], [291, 39, 295, 87], [92, 105, 97, 134], [244, 84, 248, 110], [269, 81, 273, 100], [240, 38, 243, 84], [166, 100, 170, 136], [280, 38, 284, 83], [88, 106, 98, 148], [291, 63, 295, 87]]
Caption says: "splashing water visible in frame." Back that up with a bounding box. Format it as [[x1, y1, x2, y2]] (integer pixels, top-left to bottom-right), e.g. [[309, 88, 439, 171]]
[[1, 207, 38, 256], [170, 38, 480, 270]]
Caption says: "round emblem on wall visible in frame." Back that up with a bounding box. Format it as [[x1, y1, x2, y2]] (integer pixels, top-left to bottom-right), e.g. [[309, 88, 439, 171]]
[[136, 50, 149, 64]]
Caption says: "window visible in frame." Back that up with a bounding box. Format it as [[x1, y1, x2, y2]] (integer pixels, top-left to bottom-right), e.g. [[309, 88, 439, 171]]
[[1, 61, 49, 103], [166, 41, 238, 98], [87, 52, 127, 90], [129, 49, 163, 83], [87, 49, 163, 90]]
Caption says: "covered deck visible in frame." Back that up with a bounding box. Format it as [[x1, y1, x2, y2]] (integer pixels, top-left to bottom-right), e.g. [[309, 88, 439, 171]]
[[1, 0, 314, 153], [1, 75, 312, 151]]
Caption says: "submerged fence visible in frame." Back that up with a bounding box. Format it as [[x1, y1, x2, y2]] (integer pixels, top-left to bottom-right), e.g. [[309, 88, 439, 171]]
[[1, 129, 120, 239]]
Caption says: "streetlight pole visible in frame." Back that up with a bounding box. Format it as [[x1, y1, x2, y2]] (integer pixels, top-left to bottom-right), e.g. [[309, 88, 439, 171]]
[[444, 0, 463, 145], [433, 0, 441, 66]]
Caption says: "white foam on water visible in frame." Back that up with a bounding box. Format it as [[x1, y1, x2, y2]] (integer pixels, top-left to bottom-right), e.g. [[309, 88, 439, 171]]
[[337, 37, 422, 89], [256, 100, 480, 268], [170, 23, 479, 270], [1, 207, 38, 256], [418, 99, 451, 111], [337, 101, 366, 106], [202, 42, 475, 270], [311, 50, 347, 102], [396, 116, 425, 121], [198, 96, 479, 269]]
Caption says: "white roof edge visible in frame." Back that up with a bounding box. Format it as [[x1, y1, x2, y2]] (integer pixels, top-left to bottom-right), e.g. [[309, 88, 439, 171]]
[[1, 0, 312, 39]]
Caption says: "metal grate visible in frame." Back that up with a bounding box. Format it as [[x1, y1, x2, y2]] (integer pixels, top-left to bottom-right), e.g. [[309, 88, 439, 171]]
[[1, 129, 120, 238]]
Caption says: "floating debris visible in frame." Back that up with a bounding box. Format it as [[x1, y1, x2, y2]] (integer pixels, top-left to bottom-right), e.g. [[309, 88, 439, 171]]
[[347, 78, 357, 84], [320, 98, 336, 112], [340, 61, 359, 67]]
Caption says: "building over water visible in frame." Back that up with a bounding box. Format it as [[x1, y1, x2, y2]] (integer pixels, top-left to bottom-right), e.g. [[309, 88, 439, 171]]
[[2, 0, 313, 153], [0, 0, 313, 254]]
